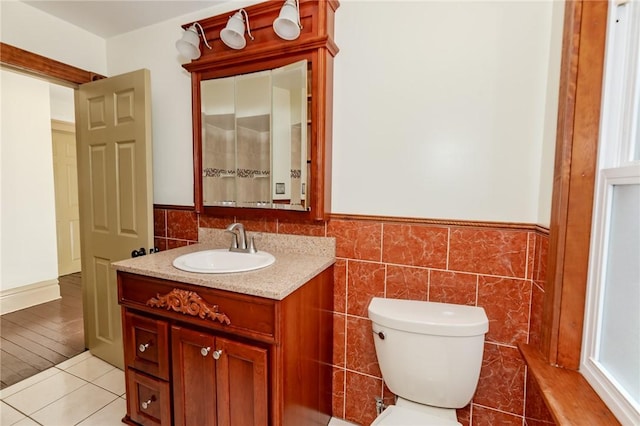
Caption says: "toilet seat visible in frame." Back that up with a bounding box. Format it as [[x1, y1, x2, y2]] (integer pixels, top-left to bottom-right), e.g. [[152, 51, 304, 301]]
[[370, 405, 462, 426]]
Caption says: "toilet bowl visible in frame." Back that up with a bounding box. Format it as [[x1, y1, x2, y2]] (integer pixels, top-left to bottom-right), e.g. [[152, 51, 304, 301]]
[[367, 297, 488, 426]]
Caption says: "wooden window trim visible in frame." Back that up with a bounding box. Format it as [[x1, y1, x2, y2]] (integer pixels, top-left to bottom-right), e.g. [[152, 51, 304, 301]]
[[541, 0, 607, 369]]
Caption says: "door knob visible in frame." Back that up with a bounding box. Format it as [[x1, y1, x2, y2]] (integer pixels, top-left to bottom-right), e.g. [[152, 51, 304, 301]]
[[200, 346, 211, 357], [212, 349, 223, 360], [138, 343, 150, 353], [131, 247, 146, 258]]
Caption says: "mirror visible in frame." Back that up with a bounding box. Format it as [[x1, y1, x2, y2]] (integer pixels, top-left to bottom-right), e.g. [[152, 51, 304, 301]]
[[201, 60, 308, 211]]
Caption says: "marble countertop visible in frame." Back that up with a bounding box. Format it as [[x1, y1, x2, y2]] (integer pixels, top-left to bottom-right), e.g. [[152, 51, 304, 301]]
[[112, 230, 336, 301]]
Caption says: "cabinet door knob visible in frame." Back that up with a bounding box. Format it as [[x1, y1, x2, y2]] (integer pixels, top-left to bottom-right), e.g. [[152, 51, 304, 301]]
[[212, 349, 223, 360], [200, 346, 211, 357], [138, 343, 150, 352], [141, 395, 156, 410]]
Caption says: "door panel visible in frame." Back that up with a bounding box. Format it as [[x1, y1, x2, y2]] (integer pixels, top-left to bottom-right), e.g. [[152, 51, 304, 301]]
[[171, 326, 217, 426], [52, 120, 81, 275], [76, 69, 153, 368], [216, 337, 268, 426]]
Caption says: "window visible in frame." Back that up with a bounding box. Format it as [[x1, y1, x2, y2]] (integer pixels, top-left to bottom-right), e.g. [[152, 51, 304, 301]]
[[581, 1, 640, 425]]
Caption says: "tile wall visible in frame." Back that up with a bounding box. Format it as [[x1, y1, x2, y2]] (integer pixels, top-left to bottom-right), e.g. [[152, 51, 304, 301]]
[[153, 208, 554, 426]]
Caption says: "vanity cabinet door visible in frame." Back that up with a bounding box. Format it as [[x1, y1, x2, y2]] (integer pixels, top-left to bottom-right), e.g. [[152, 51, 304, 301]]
[[171, 326, 217, 426], [171, 326, 269, 426], [215, 336, 268, 426]]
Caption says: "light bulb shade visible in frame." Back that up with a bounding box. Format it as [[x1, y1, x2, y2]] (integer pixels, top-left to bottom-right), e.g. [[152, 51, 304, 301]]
[[176, 25, 201, 60], [221, 12, 247, 49], [273, 0, 301, 40]]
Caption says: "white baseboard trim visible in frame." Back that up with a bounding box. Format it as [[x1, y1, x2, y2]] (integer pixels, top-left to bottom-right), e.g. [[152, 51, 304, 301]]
[[0, 279, 61, 315]]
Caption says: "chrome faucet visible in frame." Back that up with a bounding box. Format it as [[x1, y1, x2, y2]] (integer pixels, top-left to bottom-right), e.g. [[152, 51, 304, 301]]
[[225, 223, 257, 253]]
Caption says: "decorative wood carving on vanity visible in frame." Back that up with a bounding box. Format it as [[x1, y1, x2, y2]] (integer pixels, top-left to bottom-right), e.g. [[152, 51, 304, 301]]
[[146, 288, 231, 325]]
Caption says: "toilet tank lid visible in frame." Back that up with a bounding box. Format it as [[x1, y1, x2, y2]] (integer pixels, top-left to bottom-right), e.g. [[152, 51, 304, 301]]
[[368, 298, 489, 336]]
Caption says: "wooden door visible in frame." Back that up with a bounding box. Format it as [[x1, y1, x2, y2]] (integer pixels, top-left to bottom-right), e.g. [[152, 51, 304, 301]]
[[51, 120, 82, 276], [215, 336, 268, 426], [171, 326, 217, 426], [75, 69, 154, 369]]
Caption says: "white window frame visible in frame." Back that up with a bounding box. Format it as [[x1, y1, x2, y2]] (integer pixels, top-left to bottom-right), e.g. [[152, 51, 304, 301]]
[[581, 1, 640, 425]]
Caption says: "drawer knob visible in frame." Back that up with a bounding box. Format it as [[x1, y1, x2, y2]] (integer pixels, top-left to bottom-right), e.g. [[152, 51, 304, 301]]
[[138, 343, 150, 353], [141, 395, 156, 410], [200, 346, 211, 357], [212, 349, 223, 360]]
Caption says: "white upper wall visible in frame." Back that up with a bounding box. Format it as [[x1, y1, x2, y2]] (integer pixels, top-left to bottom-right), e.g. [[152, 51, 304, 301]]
[[0, 0, 562, 226], [538, 0, 565, 226], [332, 0, 561, 224], [0, 1, 107, 75], [107, 0, 562, 225]]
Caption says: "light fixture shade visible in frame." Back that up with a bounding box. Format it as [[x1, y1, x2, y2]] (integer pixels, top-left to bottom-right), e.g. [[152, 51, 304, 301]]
[[176, 25, 201, 60], [273, 0, 301, 41], [221, 11, 248, 50]]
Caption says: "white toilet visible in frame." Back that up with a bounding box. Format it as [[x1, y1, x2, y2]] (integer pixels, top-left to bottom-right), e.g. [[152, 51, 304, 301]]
[[368, 297, 489, 426]]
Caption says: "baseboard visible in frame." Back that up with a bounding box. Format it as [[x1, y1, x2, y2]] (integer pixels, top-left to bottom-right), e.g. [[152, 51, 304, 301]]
[[0, 279, 61, 315]]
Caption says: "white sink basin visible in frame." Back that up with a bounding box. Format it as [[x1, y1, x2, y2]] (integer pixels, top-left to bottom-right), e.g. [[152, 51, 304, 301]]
[[172, 249, 275, 274]]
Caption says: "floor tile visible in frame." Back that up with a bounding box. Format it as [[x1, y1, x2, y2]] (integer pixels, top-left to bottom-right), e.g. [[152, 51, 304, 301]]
[[12, 418, 40, 426], [0, 367, 60, 400], [2, 371, 85, 415], [1, 400, 26, 425], [64, 356, 115, 382], [30, 383, 117, 426], [76, 397, 126, 426], [53, 350, 92, 371], [92, 368, 125, 396]]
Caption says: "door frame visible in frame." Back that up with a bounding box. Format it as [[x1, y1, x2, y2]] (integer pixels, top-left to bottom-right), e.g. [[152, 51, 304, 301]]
[[0, 43, 104, 85]]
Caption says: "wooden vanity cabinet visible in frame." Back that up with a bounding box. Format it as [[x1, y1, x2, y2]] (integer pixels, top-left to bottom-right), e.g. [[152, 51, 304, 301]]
[[117, 267, 333, 426]]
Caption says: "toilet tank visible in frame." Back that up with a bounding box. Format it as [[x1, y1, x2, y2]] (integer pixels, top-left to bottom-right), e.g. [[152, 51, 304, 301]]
[[368, 298, 489, 409]]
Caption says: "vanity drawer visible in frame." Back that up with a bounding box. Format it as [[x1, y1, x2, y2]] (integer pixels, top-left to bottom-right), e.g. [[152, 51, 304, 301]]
[[124, 311, 170, 380], [118, 272, 277, 342], [126, 368, 171, 426]]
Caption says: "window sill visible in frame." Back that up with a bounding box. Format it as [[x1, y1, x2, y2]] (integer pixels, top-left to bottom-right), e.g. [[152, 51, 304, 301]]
[[519, 344, 621, 426]]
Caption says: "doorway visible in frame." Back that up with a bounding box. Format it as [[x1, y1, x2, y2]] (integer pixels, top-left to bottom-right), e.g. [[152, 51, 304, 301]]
[[0, 73, 86, 389]]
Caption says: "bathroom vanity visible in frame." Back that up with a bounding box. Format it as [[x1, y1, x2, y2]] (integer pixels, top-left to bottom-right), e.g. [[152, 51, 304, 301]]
[[113, 233, 335, 426]]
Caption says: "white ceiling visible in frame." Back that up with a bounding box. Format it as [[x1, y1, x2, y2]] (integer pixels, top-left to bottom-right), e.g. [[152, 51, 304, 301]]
[[21, 1, 228, 38]]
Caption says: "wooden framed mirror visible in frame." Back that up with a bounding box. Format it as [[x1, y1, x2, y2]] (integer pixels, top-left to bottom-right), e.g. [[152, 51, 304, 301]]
[[181, 0, 339, 221]]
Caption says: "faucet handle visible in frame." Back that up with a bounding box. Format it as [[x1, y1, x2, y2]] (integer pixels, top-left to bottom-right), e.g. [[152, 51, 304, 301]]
[[247, 236, 258, 254]]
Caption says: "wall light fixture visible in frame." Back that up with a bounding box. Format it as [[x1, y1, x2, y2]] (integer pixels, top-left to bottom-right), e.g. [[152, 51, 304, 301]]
[[273, 0, 302, 41], [175, 23, 211, 60], [220, 9, 254, 50]]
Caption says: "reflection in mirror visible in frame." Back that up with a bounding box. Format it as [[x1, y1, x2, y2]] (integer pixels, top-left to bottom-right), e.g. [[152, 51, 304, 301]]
[[201, 60, 308, 211]]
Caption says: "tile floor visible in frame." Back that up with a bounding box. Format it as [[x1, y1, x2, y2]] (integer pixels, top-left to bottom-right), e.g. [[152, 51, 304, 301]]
[[0, 351, 357, 426], [0, 351, 125, 426]]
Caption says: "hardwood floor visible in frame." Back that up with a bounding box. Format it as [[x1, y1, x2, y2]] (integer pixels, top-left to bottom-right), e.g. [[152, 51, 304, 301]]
[[0, 273, 86, 389]]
